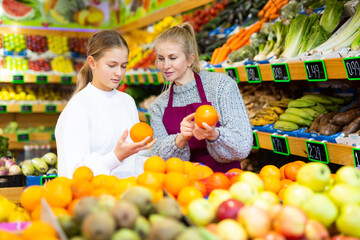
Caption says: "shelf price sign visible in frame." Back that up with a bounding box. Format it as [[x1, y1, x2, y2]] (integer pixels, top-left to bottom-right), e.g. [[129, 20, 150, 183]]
[[133, 75, 140, 85], [225, 67, 239, 83], [245, 65, 261, 83], [20, 105, 33, 113], [12, 75, 24, 84], [0, 105, 7, 114], [270, 134, 290, 155], [145, 113, 151, 124], [306, 140, 329, 164], [304, 60, 327, 81], [271, 63, 290, 82], [207, 69, 215, 72], [252, 131, 259, 149], [17, 133, 30, 142], [36, 75, 48, 84], [45, 104, 57, 114], [61, 76, 73, 85], [352, 148, 360, 167], [142, 74, 150, 85], [151, 73, 159, 85], [343, 57, 360, 80], [41, 175, 57, 186]]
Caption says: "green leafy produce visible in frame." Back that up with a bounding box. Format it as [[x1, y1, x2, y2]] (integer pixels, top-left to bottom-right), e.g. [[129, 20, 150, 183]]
[[304, 0, 325, 9], [266, 21, 288, 59], [280, 1, 302, 20], [228, 45, 256, 62], [319, 0, 343, 35], [351, 29, 360, 51], [298, 24, 328, 54]]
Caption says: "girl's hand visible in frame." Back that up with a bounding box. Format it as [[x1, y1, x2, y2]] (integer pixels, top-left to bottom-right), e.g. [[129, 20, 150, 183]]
[[175, 113, 195, 149], [193, 115, 220, 141], [114, 129, 157, 161]]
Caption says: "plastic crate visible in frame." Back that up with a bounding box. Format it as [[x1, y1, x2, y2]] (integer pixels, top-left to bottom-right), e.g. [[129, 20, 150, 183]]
[[0, 174, 25, 188], [26, 174, 57, 187]]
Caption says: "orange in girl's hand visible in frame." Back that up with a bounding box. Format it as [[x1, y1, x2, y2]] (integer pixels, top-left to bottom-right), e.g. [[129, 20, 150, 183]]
[[194, 105, 218, 128], [130, 122, 154, 142]]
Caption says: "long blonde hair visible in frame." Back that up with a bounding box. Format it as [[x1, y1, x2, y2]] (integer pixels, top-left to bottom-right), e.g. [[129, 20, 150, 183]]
[[154, 22, 200, 73], [72, 30, 129, 97]]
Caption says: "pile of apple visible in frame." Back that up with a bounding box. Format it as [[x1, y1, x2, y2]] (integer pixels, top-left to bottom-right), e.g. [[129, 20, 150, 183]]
[[185, 163, 360, 240], [50, 56, 75, 74], [47, 35, 69, 55]]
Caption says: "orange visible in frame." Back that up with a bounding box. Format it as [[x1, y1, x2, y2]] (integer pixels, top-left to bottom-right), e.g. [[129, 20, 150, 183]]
[[294, 160, 306, 167], [189, 180, 207, 197], [144, 156, 166, 173], [229, 174, 241, 185], [20, 185, 44, 212], [130, 122, 154, 142], [263, 176, 281, 194], [165, 157, 185, 173], [330, 173, 336, 180], [71, 179, 94, 199], [148, 188, 164, 203], [187, 165, 214, 181], [51, 207, 69, 217], [52, 176, 72, 187], [67, 198, 80, 215], [31, 203, 41, 220], [280, 179, 293, 189], [259, 165, 281, 180], [91, 188, 108, 197], [0, 231, 21, 240], [72, 166, 94, 182], [31, 237, 59, 240], [279, 164, 287, 180], [137, 171, 162, 190], [206, 172, 230, 194], [284, 162, 302, 181], [184, 161, 195, 175], [22, 221, 57, 240], [113, 177, 137, 197], [102, 175, 120, 191], [164, 172, 189, 197], [227, 168, 243, 174], [195, 105, 218, 128], [91, 174, 107, 188], [43, 180, 72, 208], [277, 187, 287, 201], [177, 186, 203, 206]]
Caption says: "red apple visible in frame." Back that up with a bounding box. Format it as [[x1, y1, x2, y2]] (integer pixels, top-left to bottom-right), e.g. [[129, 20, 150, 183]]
[[217, 198, 244, 221], [305, 219, 330, 240], [273, 205, 307, 240]]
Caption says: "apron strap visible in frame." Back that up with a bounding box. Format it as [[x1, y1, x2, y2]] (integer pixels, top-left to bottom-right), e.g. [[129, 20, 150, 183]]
[[167, 82, 175, 107]]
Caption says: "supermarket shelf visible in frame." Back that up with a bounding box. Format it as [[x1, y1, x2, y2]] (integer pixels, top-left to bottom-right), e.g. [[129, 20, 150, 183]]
[[117, 0, 215, 32], [2, 133, 56, 150], [255, 131, 355, 166], [0, 73, 76, 84], [1, 103, 66, 113], [0, 26, 94, 38], [124, 72, 165, 85]]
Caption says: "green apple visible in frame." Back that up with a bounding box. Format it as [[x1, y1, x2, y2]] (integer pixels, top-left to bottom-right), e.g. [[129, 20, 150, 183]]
[[336, 203, 360, 238], [187, 199, 216, 226], [301, 193, 338, 227], [257, 191, 280, 205], [283, 183, 314, 208], [208, 189, 233, 209], [248, 191, 279, 211], [229, 181, 258, 204], [239, 172, 264, 192], [328, 183, 360, 207], [217, 219, 247, 240], [237, 205, 271, 238], [335, 166, 360, 187], [296, 162, 331, 192]]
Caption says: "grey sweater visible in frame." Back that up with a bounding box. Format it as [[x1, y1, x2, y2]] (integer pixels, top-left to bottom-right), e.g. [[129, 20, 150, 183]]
[[149, 70, 253, 163]]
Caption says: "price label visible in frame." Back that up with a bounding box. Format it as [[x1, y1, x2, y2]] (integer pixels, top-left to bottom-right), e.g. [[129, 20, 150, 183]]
[[245, 65, 261, 83], [17, 133, 30, 142], [12, 75, 24, 84], [51, 132, 56, 142], [143, 74, 150, 85], [225, 67, 239, 83], [271, 135, 290, 155], [0, 105, 7, 114], [145, 113, 151, 124], [352, 148, 360, 167], [36, 75, 48, 84], [343, 57, 360, 80], [252, 131, 259, 149], [45, 104, 57, 113], [61, 76, 73, 85], [304, 60, 327, 81], [126, 75, 132, 85], [207, 69, 215, 72], [151, 73, 159, 85], [20, 105, 33, 113], [306, 140, 329, 164], [40, 175, 57, 186], [271, 63, 290, 82], [133, 75, 139, 85]]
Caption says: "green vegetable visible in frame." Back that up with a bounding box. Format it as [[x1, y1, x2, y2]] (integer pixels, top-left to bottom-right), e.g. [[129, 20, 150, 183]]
[[266, 21, 288, 59], [250, 32, 268, 50], [351, 30, 360, 51], [304, 0, 325, 9], [319, 0, 343, 35], [298, 24, 328, 54], [228, 45, 256, 62], [280, 1, 302, 20]]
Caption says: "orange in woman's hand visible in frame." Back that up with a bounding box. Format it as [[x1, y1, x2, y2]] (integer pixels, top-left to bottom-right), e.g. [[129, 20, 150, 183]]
[[194, 105, 218, 128], [130, 122, 154, 142]]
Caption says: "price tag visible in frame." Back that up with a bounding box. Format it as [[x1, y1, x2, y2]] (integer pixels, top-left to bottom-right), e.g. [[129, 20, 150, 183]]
[[12, 75, 24, 84], [126, 75, 132, 85], [252, 131, 259, 149], [343, 57, 360, 80], [20, 105, 33, 113], [271, 63, 290, 82], [17, 133, 30, 142], [270, 135, 290, 155], [51, 132, 56, 142], [306, 140, 329, 164], [133, 75, 140, 85], [304, 60, 327, 81], [61, 76, 72, 85], [151, 73, 159, 85], [36, 75, 48, 84], [225, 67, 239, 83], [45, 104, 57, 114], [40, 175, 57, 186], [245, 65, 261, 83], [142, 74, 150, 85], [145, 113, 151, 124], [0, 105, 7, 114], [352, 148, 360, 167], [207, 69, 215, 72]]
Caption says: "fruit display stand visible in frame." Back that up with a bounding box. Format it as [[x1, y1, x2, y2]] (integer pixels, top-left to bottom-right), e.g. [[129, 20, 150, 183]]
[[0, 187, 24, 205]]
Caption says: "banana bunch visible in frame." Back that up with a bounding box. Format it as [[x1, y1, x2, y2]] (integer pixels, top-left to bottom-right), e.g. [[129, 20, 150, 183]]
[[250, 102, 288, 126]]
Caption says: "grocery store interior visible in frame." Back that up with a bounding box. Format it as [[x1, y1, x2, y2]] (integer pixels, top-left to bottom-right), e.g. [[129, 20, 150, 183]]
[[1, 0, 360, 239]]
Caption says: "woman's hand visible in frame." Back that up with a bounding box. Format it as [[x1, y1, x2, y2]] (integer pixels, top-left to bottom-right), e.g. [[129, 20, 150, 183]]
[[114, 129, 157, 161], [175, 113, 195, 149], [193, 115, 220, 141]]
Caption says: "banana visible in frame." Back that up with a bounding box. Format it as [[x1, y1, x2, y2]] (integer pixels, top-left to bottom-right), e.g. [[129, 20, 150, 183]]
[[279, 113, 312, 127], [250, 118, 276, 126], [281, 98, 294, 103], [274, 121, 299, 131], [265, 106, 285, 115], [301, 94, 332, 105], [267, 100, 289, 108], [301, 108, 321, 118], [327, 96, 345, 104], [311, 103, 328, 114], [255, 109, 278, 118], [288, 99, 316, 108], [285, 108, 313, 121]]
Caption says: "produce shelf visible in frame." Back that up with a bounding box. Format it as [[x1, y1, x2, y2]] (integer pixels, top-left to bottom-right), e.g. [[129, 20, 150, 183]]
[[0, 26, 94, 38], [124, 72, 165, 85], [0, 73, 76, 84], [117, 0, 215, 33], [3, 133, 56, 150], [1, 103, 66, 113], [255, 131, 356, 167]]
